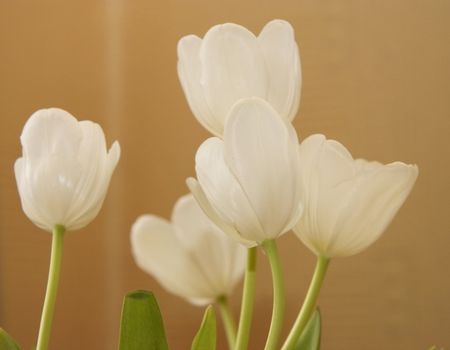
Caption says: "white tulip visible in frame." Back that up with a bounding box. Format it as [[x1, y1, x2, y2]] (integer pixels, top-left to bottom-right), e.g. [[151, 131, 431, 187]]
[[177, 19, 301, 136], [131, 194, 246, 306], [294, 134, 419, 258], [188, 97, 303, 245], [14, 108, 120, 232]]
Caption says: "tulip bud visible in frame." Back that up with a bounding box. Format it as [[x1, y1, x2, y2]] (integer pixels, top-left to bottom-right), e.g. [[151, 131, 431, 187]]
[[14, 108, 120, 232], [190, 97, 303, 245], [294, 134, 418, 258], [177, 19, 301, 136], [131, 194, 246, 305]]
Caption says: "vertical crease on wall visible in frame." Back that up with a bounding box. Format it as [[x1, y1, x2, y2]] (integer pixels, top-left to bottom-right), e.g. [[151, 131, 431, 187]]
[[104, 1, 124, 348]]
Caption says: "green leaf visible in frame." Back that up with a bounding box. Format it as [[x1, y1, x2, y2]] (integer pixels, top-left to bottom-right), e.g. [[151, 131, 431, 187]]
[[119, 290, 169, 350], [295, 309, 321, 350], [0, 328, 21, 350], [191, 305, 216, 350]]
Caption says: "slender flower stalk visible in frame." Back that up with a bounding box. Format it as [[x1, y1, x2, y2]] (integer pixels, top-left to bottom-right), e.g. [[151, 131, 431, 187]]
[[235, 247, 257, 350], [36, 225, 65, 350], [262, 240, 285, 350], [281, 256, 330, 350], [217, 296, 237, 349], [14, 109, 120, 350]]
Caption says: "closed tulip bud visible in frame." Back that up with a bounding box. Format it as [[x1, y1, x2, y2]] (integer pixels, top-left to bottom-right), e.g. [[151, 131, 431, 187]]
[[131, 194, 246, 305], [189, 97, 303, 245], [294, 134, 419, 258], [14, 108, 120, 232], [177, 19, 301, 136]]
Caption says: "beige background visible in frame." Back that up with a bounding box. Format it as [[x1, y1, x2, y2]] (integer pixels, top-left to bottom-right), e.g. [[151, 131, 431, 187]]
[[0, 0, 449, 349]]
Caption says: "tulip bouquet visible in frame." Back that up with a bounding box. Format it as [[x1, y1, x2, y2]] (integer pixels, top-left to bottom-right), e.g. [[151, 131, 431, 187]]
[[0, 19, 420, 350]]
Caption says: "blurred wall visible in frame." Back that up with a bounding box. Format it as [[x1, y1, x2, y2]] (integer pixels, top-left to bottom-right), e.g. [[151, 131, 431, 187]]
[[0, 1, 449, 349]]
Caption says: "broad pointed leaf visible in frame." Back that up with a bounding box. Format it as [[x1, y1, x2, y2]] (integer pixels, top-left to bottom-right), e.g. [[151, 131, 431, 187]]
[[295, 309, 321, 350], [191, 305, 216, 350], [0, 328, 20, 350], [119, 290, 169, 350]]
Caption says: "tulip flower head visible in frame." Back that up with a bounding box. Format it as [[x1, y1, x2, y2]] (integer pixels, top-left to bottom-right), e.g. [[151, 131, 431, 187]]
[[131, 194, 246, 306], [14, 108, 120, 232], [188, 97, 303, 246], [177, 19, 301, 136], [294, 134, 419, 258]]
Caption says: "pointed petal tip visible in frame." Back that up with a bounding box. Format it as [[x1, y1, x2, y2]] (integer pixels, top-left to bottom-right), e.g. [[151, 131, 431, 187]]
[[177, 34, 202, 57], [13, 157, 23, 175], [109, 140, 121, 161], [130, 214, 172, 259], [194, 136, 224, 164], [131, 214, 151, 231], [364, 160, 419, 181], [186, 176, 198, 189], [261, 19, 295, 36], [171, 192, 199, 224], [30, 107, 75, 117], [205, 22, 257, 39], [23, 107, 77, 131], [302, 134, 328, 144], [24, 108, 78, 133], [131, 214, 162, 244]]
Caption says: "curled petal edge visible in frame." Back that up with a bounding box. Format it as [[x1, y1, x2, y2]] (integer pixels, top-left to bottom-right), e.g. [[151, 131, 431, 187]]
[[186, 177, 256, 248]]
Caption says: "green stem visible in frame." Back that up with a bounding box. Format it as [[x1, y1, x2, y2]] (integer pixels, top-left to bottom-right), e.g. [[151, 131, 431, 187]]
[[262, 240, 285, 350], [36, 225, 65, 350], [281, 256, 330, 350], [217, 296, 237, 350], [234, 247, 257, 350]]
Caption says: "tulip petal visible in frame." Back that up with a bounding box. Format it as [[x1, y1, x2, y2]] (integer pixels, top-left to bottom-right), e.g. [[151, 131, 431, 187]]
[[16, 109, 84, 230], [171, 194, 246, 296], [224, 98, 303, 240], [258, 19, 301, 121], [195, 137, 265, 242], [20, 108, 81, 160], [66, 121, 120, 230], [328, 162, 418, 256], [15, 108, 120, 232], [177, 35, 222, 135], [200, 23, 268, 129], [131, 215, 216, 305], [14, 158, 50, 230], [296, 135, 358, 255], [295, 134, 418, 257], [61, 121, 106, 228], [186, 177, 256, 248], [19, 155, 82, 231], [310, 136, 357, 251], [67, 141, 120, 231]]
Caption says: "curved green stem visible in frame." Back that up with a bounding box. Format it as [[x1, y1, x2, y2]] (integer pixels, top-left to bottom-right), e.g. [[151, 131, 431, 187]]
[[262, 240, 285, 350], [234, 247, 257, 350], [36, 225, 65, 350], [281, 256, 330, 350], [217, 296, 237, 350]]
